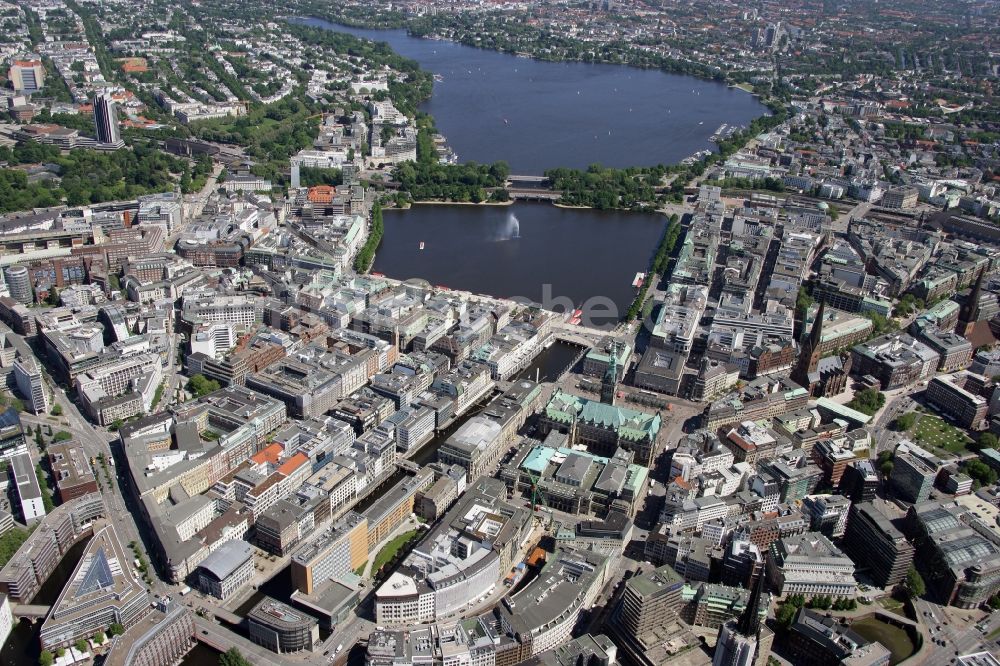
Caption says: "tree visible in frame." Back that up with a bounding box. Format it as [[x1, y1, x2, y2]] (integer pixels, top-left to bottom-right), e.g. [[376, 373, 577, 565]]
[[93, 631, 105, 645], [776, 602, 798, 628], [962, 459, 998, 488], [109, 623, 125, 636], [75, 639, 89, 653], [50, 404, 63, 417], [901, 565, 926, 599], [187, 374, 220, 398], [893, 413, 916, 431], [219, 648, 253, 666], [39, 651, 54, 666], [877, 449, 894, 477], [976, 432, 998, 450], [36, 466, 54, 511], [847, 388, 886, 416]]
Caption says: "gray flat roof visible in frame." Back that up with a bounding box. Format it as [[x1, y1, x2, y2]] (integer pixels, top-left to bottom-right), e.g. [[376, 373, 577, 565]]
[[197, 539, 252, 581]]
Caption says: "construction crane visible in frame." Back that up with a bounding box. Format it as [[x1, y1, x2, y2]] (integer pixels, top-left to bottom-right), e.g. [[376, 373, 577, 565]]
[[523, 470, 553, 530]]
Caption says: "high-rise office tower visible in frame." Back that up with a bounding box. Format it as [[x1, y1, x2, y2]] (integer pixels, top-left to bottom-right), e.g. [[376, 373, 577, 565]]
[[3, 266, 32, 305], [93, 94, 122, 145]]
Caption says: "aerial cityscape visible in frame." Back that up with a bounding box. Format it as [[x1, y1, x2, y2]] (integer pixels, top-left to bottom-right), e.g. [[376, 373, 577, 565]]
[[0, 0, 999, 666]]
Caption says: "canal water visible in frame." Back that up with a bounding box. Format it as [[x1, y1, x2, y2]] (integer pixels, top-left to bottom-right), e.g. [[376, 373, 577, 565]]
[[516, 340, 584, 383], [850, 616, 918, 666], [296, 18, 767, 173], [373, 202, 664, 328], [178, 642, 223, 665], [0, 536, 92, 664]]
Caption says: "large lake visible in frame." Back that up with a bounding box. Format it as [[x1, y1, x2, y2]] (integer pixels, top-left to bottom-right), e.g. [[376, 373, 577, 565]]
[[372, 202, 666, 328], [298, 18, 767, 174]]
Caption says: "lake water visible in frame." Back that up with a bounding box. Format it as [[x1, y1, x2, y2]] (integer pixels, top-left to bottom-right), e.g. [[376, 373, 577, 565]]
[[372, 202, 666, 327], [297, 18, 767, 174]]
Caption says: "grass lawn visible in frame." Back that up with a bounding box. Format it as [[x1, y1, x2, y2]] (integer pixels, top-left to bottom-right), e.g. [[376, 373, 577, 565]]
[[733, 82, 755, 93], [372, 529, 419, 574], [908, 414, 975, 457], [876, 597, 908, 619]]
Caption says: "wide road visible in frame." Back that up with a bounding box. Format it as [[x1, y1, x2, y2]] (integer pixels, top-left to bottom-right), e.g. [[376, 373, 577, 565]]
[[0, 323, 153, 586]]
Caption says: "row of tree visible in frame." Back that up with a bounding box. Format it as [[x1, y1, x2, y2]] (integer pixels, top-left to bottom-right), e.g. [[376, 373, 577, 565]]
[[545, 164, 661, 210], [393, 160, 510, 203], [355, 202, 384, 272], [625, 214, 683, 320]]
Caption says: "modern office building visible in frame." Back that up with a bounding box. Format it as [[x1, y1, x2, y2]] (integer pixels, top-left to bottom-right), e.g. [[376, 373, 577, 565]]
[[374, 477, 531, 626], [4, 266, 32, 305], [39, 523, 149, 650], [247, 597, 319, 653], [195, 540, 254, 600], [13, 355, 49, 414], [801, 494, 851, 540], [840, 461, 878, 504], [890, 441, 939, 504], [290, 513, 368, 595], [850, 333, 938, 390], [76, 353, 162, 426], [0, 408, 27, 461], [93, 93, 123, 146], [618, 564, 684, 640], [104, 604, 196, 666], [925, 372, 989, 429], [0, 494, 105, 602], [499, 546, 610, 656], [908, 499, 1000, 608], [842, 502, 913, 589], [48, 442, 99, 503], [681, 582, 769, 630], [10, 452, 45, 522]]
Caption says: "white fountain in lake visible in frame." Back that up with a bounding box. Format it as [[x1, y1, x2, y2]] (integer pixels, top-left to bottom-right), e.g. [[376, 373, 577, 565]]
[[503, 212, 521, 240]]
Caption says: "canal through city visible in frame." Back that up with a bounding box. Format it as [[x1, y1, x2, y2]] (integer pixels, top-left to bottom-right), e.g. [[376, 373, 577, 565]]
[[296, 18, 767, 173], [0, 536, 92, 664]]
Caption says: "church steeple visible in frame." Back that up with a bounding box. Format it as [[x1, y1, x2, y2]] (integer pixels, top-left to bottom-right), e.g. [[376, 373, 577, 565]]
[[737, 568, 765, 638], [793, 299, 825, 389], [958, 267, 985, 337]]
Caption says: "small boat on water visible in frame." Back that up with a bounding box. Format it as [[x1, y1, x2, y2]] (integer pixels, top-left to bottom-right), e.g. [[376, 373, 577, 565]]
[[504, 118, 509, 125], [419, 241, 425, 250], [698, 121, 704, 125]]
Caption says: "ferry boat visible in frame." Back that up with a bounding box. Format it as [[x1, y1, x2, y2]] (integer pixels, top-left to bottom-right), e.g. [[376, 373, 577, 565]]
[[419, 241, 425, 250]]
